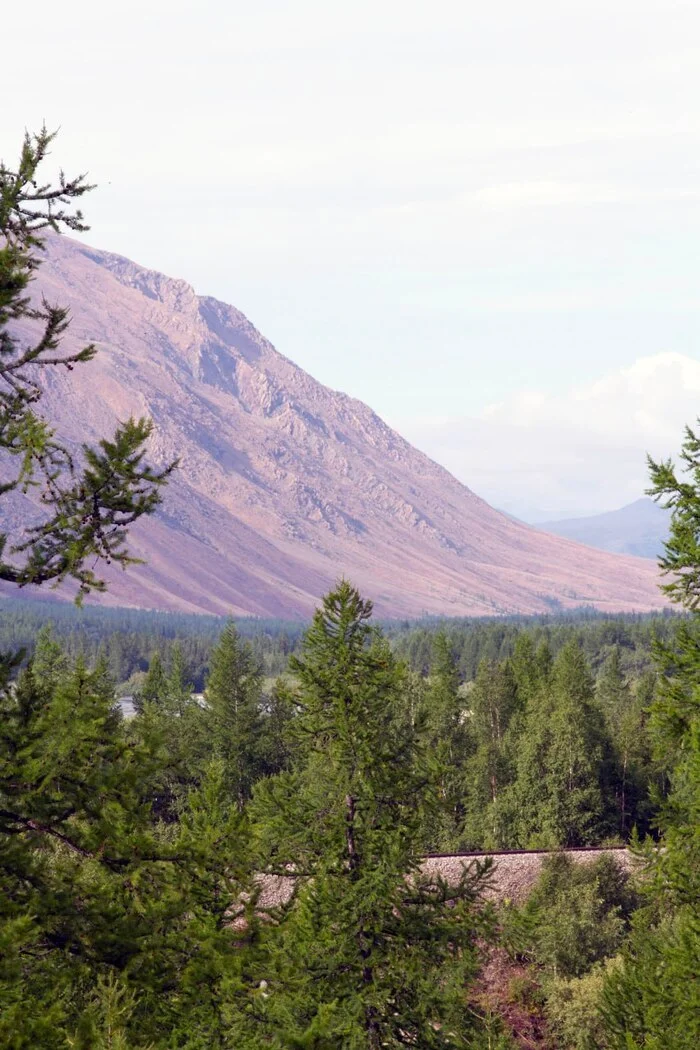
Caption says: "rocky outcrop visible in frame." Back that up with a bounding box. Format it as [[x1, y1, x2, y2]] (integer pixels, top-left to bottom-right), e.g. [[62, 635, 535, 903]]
[[6, 235, 665, 619]]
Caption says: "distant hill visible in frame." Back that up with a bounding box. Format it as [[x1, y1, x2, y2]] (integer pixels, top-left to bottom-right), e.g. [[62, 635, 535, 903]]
[[537, 499, 669, 560], [3, 235, 664, 618]]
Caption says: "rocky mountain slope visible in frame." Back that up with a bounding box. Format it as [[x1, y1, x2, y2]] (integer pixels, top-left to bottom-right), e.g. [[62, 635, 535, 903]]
[[538, 498, 669, 560], [4, 235, 664, 618]]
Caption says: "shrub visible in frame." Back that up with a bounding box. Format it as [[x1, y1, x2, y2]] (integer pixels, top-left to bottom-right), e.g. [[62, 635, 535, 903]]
[[501, 853, 638, 979], [507, 973, 545, 1012], [545, 957, 622, 1050]]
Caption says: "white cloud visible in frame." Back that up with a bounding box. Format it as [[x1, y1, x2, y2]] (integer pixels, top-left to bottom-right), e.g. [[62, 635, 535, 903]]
[[2, 0, 699, 441], [393, 353, 700, 521]]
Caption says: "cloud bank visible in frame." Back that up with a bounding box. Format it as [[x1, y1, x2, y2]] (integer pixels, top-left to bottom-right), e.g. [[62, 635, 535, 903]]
[[393, 352, 700, 521]]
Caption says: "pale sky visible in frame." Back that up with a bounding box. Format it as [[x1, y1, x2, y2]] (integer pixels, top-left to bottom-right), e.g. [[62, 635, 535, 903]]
[[3, 0, 700, 518]]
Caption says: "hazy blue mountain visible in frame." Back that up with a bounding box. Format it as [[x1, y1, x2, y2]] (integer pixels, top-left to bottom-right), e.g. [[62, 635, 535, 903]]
[[537, 498, 669, 560]]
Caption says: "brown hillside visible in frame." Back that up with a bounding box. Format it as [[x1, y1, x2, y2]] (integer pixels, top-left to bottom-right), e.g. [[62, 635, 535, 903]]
[[6, 235, 664, 619]]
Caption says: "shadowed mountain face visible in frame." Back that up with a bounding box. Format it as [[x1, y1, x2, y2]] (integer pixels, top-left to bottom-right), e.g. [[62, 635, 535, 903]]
[[4, 236, 664, 618], [538, 499, 670, 560]]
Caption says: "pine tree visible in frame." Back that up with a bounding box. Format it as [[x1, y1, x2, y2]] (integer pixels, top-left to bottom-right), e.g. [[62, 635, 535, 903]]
[[510, 641, 610, 846], [139, 650, 168, 708], [461, 658, 520, 848], [244, 582, 490, 1049], [602, 425, 700, 1048], [259, 678, 295, 778], [420, 630, 470, 850], [135, 645, 207, 822], [596, 647, 653, 837], [510, 633, 551, 703], [0, 642, 252, 1047], [0, 129, 174, 611], [167, 641, 192, 713], [206, 621, 265, 809], [0, 126, 174, 701], [30, 623, 68, 694]]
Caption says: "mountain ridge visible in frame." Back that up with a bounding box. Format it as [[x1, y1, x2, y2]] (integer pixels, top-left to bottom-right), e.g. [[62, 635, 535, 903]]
[[537, 498, 669, 560], [3, 235, 664, 619]]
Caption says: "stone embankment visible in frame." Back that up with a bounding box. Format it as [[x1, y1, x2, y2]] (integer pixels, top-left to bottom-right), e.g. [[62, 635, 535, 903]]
[[253, 847, 634, 913], [422, 846, 635, 903]]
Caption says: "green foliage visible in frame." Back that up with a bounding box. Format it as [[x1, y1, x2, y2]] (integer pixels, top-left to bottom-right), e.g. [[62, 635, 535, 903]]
[[0, 596, 306, 687], [419, 631, 472, 849], [596, 647, 656, 837], [506, 973, 546, 1011], [167, 641, 192, 712], [599, 426, 700, 1048], [391, 610, 681, 683], [205, 622, 266, 809], [246, 581, 492, 1049], [650, 424, 700, 610], [0, 637, 252, 1047], [139, 649, 167, 706], [460, 658, 521, 848], [545, 957, 621, 1050], [0, 128, 173, 607], [0, 586, 685, 1045], [509, 641, 611, 846], [502, 854, 637, 980], [601, 907, 699, 1050]]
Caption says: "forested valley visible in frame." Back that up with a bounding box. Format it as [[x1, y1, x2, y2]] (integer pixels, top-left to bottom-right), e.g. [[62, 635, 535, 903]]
[[2, 586, 698, 1047], [1, 132, 698, 1049]]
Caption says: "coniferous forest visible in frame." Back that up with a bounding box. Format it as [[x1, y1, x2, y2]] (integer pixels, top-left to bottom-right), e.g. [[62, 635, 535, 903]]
[[1, 135, 698, 1048], [2, 579, 699, 1047]]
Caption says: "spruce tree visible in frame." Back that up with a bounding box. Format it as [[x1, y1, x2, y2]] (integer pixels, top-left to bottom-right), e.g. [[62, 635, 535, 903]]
[[259, 678, 295, 778], [135, 645, 207, 821], [139, 650, 167, 707], [602, 425, 700, 1048], [461, 658, 520, 848], [511, 641, 610, 846], [0, 641, 252, 1048], [30, 623, 68, 694], [167, 640, 192, 714], [420, 630, 470, 850], [206, 621, 265, 809], [0, 128, 174, 612], [510, 633, 551, 704], [244, 582, 490, 1049], [596, 647, 653, 837]]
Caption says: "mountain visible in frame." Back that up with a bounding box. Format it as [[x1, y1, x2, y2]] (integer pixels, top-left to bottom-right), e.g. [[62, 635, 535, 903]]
[[537, 499, 670, 560], [3, 235, 665, 619]]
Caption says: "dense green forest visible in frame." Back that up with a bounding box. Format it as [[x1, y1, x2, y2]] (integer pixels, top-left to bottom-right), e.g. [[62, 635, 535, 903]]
[[0, 597, 306, 687], [0, 594, 682, 688], [2, 584, 698, 1046]]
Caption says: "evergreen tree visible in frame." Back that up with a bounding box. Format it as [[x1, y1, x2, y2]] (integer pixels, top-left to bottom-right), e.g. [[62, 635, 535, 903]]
[[0, 128, 173, 611], [259, 678, 295, 778], [206, 621, 265, 809], [510, 633, 551, 703], [420, 630, 470, 849], [510, 640, 610, 846], [596, 647, 653, 837], [30, 623, 68, 694], [167, 640, 192, 714], [245, 582, 490, 1049], [461, 658, 520, 848], [138, 650, 168, 708], [135, 646, 206, 822], [503, 853, 638, 981], [602, 425, 700, 1048], [0, 642, 252, 1047]]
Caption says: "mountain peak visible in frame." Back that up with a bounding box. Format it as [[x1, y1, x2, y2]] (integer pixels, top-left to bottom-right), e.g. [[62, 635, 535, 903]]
[[13, 235, 665, 619]]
